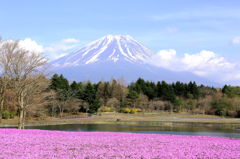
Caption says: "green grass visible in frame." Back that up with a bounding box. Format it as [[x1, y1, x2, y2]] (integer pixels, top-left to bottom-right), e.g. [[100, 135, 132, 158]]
[[1, 112, 240, 127]]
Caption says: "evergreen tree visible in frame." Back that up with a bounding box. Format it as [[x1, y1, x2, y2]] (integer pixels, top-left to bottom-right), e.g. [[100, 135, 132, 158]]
[[70, 81, 84, 99], [156, 81, 163, 98], [187, 81, 199, 99], [222, 85, 240, 97], [83, 82, 100, 113], [49, 74, 69, 91], [126, 90, 139, 108], [135, 78, 146, 94], [70, 81, 78, 91], [173, 81, 185, 97], [144, 81, 156, 100], [161, 81, 176, 103], [49, 74, 60, 90]]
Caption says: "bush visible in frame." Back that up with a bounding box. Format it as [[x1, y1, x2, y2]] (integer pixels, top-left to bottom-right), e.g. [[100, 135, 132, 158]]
[[99, 106, 113, 112], [119, 108, 131, 113], [130, 108, 141, 114], [2, 111, 15, 119], [119, 108, 141, 114]]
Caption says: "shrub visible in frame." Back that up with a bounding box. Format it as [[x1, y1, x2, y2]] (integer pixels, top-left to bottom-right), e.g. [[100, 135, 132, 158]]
[[2, 111, 15, 119], [119, 108, 131, 113], [130, 108, 138, 114], [130, 108, 141, 114], [119, 108, 141, 114], [2, 111, 10, 119], [99, 106, 113, 112]]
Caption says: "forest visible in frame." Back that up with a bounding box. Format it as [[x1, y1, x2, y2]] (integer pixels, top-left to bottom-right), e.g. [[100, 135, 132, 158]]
[[45, 74, 240, 117], [0, 39, 240, 129], [2, 73, 240, 121]]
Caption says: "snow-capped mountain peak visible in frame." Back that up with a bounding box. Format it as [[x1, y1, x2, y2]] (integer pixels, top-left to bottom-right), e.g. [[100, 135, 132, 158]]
[[50, 34, 220, 86], [51, 35, 153, 67]]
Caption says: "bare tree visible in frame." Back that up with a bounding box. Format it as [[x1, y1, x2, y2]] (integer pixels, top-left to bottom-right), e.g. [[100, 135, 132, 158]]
[[56, 89, 77, 117], [110, 78, 128, 107], [137, 94, 149, 110], [106, 97, 120, 108], [23, 76, 49, 120], [0, 50, 5, 122], [0, 40, 16, 122], [0, 40, 47, 129], [46, 90, 58, 117]]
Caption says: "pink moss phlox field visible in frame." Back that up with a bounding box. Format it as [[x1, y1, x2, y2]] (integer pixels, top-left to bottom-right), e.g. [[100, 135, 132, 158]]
[[0, 129, 239, 159]]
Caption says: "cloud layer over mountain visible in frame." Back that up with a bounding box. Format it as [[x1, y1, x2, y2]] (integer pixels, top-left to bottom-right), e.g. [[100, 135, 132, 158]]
[[150, 50, 240, 85]]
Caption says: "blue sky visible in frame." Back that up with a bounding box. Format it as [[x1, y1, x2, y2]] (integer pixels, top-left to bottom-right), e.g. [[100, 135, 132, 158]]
[[1, 0, 240, 84]]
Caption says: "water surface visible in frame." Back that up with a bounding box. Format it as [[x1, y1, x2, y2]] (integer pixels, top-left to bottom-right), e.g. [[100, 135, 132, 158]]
[[27, 121, 240, 138]]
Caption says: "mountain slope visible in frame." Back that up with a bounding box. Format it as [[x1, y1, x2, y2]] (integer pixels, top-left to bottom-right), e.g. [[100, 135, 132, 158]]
[[52, 35, 153, 67], [50, 35, 220, 86]]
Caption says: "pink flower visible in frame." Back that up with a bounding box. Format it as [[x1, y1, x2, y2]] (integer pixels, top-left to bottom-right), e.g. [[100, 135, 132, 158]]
[[0, 129, 239, 159]]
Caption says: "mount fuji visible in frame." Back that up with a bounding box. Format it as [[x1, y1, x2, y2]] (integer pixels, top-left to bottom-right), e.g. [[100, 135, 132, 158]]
[[50, 35, 219, 86]]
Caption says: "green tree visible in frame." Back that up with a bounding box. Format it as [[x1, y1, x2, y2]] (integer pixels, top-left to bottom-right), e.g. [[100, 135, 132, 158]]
[[156, 81, 163, 98], [211, 98, 233, 116], [49, 74, 69, 91], [222, 85, 240, 98], [173, 81, 185, 97], [173, 97, 184, 112], [83, 82, 100, 113], [144, 81, 157, 100], [70, 81, 78, 91], [161, 81, 176, 103], [126, 90, 139, 108]]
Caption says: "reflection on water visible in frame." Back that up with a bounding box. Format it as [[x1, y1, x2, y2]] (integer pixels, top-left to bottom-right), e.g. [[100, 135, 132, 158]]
[[27, 121, 240, 138]]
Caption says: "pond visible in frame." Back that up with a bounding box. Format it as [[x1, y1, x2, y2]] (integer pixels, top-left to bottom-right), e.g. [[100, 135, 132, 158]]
[[27, 121, 240, 138]]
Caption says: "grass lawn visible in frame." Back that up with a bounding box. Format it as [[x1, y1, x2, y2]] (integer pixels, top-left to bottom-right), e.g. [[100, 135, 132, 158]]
[[1, 112, 240, 127]]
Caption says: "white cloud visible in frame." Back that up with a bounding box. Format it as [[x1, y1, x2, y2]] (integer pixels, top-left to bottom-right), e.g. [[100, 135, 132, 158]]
[[43, 38, 80, 60], [16, 38, 81, 60], [47, 52, 68, 60], [62, 38, 80, 43], [181, 51, 238, 83], [44, 38, 81, 52], [19, 38, 44, 53], [157, 49, 176, 60], [44, 44, 76, 52], [150, 49, 178, 68], [150, 50, 240, 85], [181, 50, 233, 71], [232, 36, 240, 44]]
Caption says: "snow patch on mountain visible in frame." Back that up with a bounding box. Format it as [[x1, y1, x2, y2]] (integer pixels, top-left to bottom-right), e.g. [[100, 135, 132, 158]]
[[51, 35, 153, 67]]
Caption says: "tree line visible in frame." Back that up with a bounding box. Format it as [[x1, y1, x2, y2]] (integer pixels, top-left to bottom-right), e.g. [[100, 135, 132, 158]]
[[45, 74, 240, 118], [0, 40, 240, 129]]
